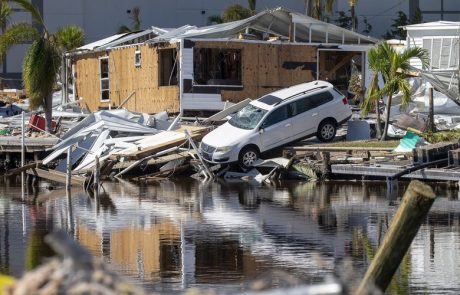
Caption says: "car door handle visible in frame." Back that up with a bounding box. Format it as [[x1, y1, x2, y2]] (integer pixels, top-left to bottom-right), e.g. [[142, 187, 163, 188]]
[[285, 123, 291, 127], [312, 113, 318, 117]]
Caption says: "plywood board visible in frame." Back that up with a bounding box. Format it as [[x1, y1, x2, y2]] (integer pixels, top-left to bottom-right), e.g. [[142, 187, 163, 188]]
[[74, 43, 180, 114]]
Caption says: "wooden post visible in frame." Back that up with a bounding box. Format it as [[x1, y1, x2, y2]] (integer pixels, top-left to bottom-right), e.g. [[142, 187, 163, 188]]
[[21, 111, 25, 200], [428, 87, 435, 132], [94, 156, 100, 197], [66, 146, 72, 191], [356, 180, 436, 294], [321, 151, 331, 178]]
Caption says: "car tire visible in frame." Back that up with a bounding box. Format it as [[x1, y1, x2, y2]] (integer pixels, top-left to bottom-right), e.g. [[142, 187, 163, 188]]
[[317, 120, 337, 142], [238, 146, 259, 169]]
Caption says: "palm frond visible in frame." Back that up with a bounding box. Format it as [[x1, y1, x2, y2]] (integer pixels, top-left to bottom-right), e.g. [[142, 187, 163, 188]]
[[396, 78, 411, 108], [23, 38, 60, 110], [117, 25, 131, 34], [55, 25, 84, 52], [11, 0, 44, 28], [361, 73, 379, 116], [400, 46, 429, 70], [0, 1, 12, 28], [0, 22, 39, 56], [207, 15, 223, 25]]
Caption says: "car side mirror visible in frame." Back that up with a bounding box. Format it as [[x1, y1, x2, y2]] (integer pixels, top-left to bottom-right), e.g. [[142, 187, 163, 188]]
[[259, 126, 264, 133]]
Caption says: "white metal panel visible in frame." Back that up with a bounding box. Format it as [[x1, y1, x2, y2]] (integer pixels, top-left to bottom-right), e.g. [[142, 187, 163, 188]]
[[181, 48, 194, 80], [182, 93, 226, 110]]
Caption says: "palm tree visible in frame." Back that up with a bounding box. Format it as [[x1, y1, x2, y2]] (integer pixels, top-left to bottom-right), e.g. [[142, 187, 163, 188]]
[[0, 0, 84, 132], [118, 7, 141, 33], [361, 44, 385, 138], [305, 0, 335, 20], [362, 42, 429, 140], [0, 0, 11, 77], [248, 0, 256, 13], [349, 0, 357, 31]]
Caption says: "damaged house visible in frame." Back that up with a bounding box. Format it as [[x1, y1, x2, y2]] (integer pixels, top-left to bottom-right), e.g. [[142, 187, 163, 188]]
[[68, 7, 377, 114]]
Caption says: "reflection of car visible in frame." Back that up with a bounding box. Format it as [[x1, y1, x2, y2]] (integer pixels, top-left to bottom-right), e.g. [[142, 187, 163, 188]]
[[200, 80, 352, 168]]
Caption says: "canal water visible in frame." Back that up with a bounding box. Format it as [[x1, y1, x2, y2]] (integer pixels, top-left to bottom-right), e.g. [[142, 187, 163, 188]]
[[0, 177, 459, 294]]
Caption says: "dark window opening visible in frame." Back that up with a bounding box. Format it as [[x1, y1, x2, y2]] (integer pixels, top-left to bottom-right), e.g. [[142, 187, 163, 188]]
[[193, 48, 242, 86], [159, 48, 178, 86], [134, 50, 141, 67], [100, 58, 109, 101]]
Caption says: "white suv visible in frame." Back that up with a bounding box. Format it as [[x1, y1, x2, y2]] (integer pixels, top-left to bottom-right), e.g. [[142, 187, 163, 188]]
[[200, 80, 352, 168]]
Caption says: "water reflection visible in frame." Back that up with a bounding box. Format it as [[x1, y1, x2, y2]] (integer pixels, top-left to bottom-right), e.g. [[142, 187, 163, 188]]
[[0, 177, 459, 294]]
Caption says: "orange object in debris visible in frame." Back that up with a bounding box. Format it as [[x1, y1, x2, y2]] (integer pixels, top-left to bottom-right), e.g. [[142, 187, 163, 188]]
[[29, 114, 56, 132]]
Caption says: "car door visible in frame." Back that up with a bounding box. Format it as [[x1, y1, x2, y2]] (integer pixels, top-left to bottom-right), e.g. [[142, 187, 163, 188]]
[[290, 96, 316, 139], [308, 91, 335, 130], [259, 105, 293, 151]]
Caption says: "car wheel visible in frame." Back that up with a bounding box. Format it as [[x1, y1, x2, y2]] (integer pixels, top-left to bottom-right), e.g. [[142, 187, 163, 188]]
[[317, 120, 337, 142], [238, 146, 259, 169]]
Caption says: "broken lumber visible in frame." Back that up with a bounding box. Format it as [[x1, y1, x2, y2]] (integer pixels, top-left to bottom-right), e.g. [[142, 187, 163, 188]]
[[27, 168, 86, 185]]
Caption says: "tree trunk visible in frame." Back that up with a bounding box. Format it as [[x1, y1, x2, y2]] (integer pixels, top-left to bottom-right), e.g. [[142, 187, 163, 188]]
[[381, 94, 393, 141], [351, 5, 356, 32], [375, 101, 382, 138], [304, 0, 312, 16], [44, 93, 53, 133]]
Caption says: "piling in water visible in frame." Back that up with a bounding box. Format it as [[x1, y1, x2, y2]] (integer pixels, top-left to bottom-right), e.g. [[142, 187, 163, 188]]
[[356, 180, 436, 294]]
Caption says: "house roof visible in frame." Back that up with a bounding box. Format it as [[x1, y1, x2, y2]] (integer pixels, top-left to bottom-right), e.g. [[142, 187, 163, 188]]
[[404, 21, 460, 31], [151, 7, 377, 45]]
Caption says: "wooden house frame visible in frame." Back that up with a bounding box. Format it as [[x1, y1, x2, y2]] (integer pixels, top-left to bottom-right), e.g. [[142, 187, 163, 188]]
[[69, 7, 377, 114]]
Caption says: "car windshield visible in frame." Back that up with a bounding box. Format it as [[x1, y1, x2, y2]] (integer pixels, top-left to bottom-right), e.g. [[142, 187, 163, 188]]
[[228, 104, 268, 130]]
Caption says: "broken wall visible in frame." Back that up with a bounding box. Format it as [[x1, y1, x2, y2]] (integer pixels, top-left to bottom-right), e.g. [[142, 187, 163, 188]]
[[74, 43, 180, 113]]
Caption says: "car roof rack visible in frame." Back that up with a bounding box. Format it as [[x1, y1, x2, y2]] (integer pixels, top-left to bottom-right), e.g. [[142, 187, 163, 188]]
[[273, 85, 328, 106]]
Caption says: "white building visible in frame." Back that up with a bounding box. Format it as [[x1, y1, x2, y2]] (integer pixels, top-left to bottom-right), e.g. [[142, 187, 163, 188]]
[[334, 0, 460, 38], [1, 0, 460, 85]]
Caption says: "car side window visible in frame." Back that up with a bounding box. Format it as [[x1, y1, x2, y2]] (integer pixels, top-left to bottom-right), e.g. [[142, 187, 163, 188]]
[[292, 96, 313, 116], [262, 105, 289, 128], [309, 91, 334, 108]]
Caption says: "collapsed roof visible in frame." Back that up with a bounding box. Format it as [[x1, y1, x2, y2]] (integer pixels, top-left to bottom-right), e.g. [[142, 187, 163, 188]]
[[152, 7, 377, 44], [74, 7, 377, 54]]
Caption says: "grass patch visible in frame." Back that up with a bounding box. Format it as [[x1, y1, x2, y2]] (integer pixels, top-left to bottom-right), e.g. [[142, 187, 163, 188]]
[[422, 130, 460, 144]]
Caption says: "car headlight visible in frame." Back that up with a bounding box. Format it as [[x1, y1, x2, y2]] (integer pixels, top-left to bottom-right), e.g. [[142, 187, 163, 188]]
[[215, 146, 232, 153]]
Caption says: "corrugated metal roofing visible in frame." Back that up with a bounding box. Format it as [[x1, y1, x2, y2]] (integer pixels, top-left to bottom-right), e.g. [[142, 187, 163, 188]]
[[78, 33, 128, 51]]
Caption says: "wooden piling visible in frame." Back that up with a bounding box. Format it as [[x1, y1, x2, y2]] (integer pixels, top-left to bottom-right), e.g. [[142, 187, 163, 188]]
[[356, 180, 436, 294], [66, 146, 72, 191], [428, 87, 435, 133]]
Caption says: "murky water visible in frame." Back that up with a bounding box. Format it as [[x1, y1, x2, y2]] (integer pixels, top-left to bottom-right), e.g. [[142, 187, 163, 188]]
[[0, 177, 459, 294]]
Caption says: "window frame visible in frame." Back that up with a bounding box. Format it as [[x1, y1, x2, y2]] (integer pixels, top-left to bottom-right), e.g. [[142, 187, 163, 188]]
[[134, 49, 141, 68]]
